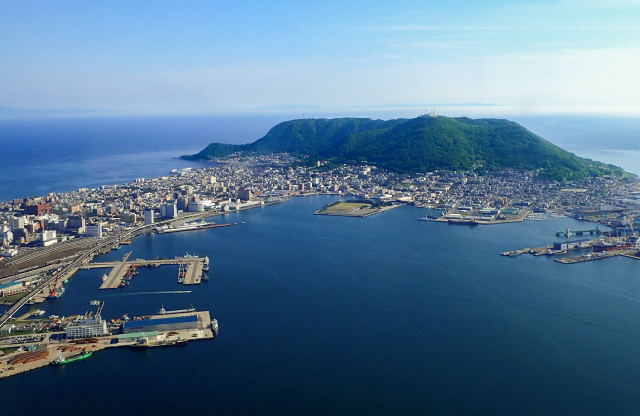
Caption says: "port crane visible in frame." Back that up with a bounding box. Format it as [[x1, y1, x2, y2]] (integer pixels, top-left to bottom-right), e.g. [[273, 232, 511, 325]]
[[558, 225, 571, 245]]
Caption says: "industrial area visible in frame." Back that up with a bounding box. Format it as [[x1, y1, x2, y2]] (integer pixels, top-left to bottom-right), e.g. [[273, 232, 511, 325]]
[[501, 222, 640, 265], [0, 301, 218, 379]]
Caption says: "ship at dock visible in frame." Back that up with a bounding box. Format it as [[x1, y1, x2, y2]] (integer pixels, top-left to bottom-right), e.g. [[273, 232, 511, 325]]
[[447, 219, 479, 226], [157, 220, 226, 234], [131, 338, 188, 348], [50, 351, 93, 365], [46, 274, 65, 299]]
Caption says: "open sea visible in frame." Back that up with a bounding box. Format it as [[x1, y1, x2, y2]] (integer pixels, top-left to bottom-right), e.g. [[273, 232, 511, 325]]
[[2, 115, 640, 415]]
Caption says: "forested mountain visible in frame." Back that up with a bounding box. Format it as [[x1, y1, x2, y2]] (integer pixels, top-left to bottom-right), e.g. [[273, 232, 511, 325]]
[[183, 116, 626, 180]]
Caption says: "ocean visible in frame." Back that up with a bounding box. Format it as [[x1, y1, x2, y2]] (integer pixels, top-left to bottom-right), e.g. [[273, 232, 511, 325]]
[[2, 115, 640, 415]]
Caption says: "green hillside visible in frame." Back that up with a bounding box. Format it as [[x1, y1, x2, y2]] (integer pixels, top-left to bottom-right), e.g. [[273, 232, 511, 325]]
[[182, 116, 627, 180]]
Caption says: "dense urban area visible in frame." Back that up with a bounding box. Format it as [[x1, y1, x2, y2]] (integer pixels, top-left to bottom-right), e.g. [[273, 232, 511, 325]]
[[1, 152, 640, 377]]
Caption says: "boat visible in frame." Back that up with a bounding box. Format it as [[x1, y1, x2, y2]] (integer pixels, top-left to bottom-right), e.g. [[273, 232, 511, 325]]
[[102, 274, 107, 281], [62, 280, 69, 285], [51, 351, 92, 365], [160, 221, 223, 234], [35, 309, 45, 316], [176, 253, 199, 260], [89, 300, 100, 306], [211, 318, 218, 334], [418, 215, 438, 221], [157, 305, 195, 315], [202, 274, 209, 281], [447, 219, 479, 226], [203, 256, 209, 272], [47, 286, 65, 299], [131, 338, 188, 348]]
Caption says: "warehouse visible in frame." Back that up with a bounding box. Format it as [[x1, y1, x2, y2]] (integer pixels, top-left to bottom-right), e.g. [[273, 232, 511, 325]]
[[553, 238, 593, 251], [122, 314, 199, 334]]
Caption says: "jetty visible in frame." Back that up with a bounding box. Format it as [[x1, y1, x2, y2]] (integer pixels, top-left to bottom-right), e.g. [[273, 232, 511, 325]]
[[80, 257, 205, 289]]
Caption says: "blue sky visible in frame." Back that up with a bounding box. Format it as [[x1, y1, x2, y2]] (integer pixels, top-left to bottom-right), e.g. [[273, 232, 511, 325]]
[[1, 0, 639, 115]]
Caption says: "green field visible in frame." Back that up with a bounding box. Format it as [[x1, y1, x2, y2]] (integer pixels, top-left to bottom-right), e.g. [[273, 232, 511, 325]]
[[0, 293, 28, 304], [318, 202, 372, 214]]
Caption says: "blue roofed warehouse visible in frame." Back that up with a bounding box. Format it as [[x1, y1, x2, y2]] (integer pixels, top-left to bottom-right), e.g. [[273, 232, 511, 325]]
[[122, 314, 199, 334]]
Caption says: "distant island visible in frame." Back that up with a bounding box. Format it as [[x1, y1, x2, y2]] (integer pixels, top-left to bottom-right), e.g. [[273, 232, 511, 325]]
[[182, 115, 627, 181]]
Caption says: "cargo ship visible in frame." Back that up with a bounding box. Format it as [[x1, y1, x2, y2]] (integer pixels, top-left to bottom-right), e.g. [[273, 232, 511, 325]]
[[51, 351, 93, 365], [593, 242, 631, 252]]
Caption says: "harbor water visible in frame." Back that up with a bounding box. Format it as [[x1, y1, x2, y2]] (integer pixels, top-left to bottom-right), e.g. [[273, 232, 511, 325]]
[[3, 196, 640, 415]]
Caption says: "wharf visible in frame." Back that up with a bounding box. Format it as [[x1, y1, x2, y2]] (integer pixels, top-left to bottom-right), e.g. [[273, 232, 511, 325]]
[[555, 249, 640, 264], [0, 311, 215, 379], [80, 258, 204, 289], [436, 209, 530, 225], [183, 259, 204, 285]]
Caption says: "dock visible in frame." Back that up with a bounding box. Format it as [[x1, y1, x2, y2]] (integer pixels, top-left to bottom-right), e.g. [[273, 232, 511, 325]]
[[183, 259, 203, 285], [80, 258, 205, 289], [555, 249, 640, 264], [0, 310, 215, 379]]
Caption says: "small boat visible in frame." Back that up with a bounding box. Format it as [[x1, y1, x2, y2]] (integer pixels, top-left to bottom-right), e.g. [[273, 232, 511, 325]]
[[51, 351, 93, 365], [89, 300, 100, 306], [211, 318, 218, 334], [202, 256, 209, 272]]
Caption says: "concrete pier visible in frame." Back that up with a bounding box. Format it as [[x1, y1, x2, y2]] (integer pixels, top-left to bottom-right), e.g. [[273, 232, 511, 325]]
[[80, 258, 205, 289], [183, 259, 204, 285]]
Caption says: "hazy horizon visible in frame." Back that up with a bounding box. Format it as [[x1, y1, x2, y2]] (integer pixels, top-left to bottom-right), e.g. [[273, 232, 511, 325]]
[[2, 1, 640, 116]]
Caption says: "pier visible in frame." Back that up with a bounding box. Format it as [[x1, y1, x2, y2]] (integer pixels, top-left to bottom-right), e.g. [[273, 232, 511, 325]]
[[80, 258, 205, 289]]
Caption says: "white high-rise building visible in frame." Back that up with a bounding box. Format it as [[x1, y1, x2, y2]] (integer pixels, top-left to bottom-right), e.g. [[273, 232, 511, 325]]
[[144, 209, 154, 224], [86, 224, 103, 238]]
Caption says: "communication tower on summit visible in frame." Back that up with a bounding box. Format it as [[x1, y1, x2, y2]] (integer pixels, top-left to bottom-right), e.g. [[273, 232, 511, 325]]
[[420, 108, 437, 118]]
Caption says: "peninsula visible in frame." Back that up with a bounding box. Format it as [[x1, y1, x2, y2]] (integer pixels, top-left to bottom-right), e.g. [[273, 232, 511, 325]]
[[182, 115, 627, 181]]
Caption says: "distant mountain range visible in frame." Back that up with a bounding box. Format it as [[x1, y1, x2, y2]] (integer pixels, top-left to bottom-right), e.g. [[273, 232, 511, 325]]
[[182, 116, 627, 180]]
